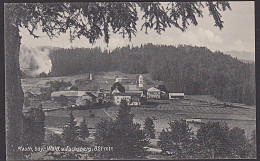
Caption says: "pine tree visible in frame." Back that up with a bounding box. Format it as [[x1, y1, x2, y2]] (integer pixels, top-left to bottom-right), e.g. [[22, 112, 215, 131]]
[[144, 117, 156, 139], [228, 127, 249, 158], [196, 122, 231, 159], [94, 100, 148, 159], [157, 128, 171, 153], [62, 110, 79, 146], [79, 117, 90, 140], [157, 119, 194, 158]]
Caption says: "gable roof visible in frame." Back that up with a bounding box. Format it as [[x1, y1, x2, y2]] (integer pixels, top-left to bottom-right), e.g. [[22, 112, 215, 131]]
[[51, 91, 86, 97], [114, 92, 142, 97], [169, 93, 185, 96], [147, 87, 160, 92], [85, 92, 97, 98]]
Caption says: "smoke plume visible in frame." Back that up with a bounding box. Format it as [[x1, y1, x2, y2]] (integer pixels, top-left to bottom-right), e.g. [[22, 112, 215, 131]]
[[19, 45, 52, 76]]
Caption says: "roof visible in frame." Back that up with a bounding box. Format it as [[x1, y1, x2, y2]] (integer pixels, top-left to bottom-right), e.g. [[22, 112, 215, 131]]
[[114, 92, 142, 97], [120, 79, 137, 84], [77, 82, 99, 91], [51, 91, 86, 97], [85, 92, 97, 98], [169, 93, 185, 96], [147, 87, 160, 92], [125, 90, 143, 93], [99, 83, 113, 91], [126, 84, 139, 91], [186, 119, 204, 124]]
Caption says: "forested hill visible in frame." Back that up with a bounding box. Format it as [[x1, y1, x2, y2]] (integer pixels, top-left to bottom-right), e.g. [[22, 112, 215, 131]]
[[48, 44, 255, 105]]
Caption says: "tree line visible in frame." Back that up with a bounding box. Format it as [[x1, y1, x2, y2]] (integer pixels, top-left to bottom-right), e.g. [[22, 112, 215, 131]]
[[46, 44, 255, 105]]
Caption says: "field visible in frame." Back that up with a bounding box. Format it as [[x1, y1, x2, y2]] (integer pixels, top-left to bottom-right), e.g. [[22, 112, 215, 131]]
[[104, 98, 256, 138]]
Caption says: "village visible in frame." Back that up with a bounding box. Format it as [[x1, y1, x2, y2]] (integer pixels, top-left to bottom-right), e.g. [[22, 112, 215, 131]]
[[23, 72, 186, 111], [49, 74, 185, 107], [20, 71, 256, 159]]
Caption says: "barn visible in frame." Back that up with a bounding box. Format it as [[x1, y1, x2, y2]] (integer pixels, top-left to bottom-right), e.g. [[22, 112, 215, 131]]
[[169, 93, 185, 99]]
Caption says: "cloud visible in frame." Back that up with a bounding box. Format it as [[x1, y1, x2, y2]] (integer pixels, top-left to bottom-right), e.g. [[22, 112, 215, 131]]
[[229, 39, 252, 52], [185, 28, 223, 45]]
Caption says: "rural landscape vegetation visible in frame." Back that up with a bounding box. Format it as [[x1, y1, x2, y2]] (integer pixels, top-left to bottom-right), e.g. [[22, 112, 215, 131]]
[[5, 2, 256, 160]]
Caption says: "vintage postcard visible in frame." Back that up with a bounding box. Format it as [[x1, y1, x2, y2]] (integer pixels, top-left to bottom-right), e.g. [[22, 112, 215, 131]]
[[4, 1, 256, 160]]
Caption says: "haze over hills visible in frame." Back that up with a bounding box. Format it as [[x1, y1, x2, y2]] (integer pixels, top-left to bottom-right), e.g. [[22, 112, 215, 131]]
[[223, 51, 255, 63]]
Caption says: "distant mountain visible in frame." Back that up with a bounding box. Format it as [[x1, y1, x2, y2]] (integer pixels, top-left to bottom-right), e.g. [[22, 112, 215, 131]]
[[223, 51, 255, 63]]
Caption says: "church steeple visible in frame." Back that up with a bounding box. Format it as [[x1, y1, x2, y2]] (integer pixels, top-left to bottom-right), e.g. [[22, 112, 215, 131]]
[[139, 75, 144, 88]]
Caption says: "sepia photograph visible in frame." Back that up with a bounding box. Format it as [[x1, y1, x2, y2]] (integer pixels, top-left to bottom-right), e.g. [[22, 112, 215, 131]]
[[4, 1, 256, 160]]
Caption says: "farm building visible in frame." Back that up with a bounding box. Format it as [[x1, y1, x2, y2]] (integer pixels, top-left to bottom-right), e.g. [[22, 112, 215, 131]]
[[51, 91, 97, 106], [51, 91, 86, 98], [147, 87, 161, 99], [113, 92, 142, 106], [113, 93, 131, 105], [169, 93, 185, 99]]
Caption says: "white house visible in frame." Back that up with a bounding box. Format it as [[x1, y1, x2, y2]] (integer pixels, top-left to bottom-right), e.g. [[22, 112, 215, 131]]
[[169, 93, 185, 99], [147, 87, 161, 99], [113, 92, 142, 106], [113, 94, 131, 105]]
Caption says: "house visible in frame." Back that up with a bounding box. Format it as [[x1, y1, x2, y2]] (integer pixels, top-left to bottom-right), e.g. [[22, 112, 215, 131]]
[[75, 92, 97, 106], [130, 94, 141, 106], [51, 91, 86, 99], [169, 93, 185, 99], [51, 91, 97, 106], [113, 93, 131, 105], [186, 119, 205, 135], [113, 92, 142, 106], [147, 87, 161, 99]]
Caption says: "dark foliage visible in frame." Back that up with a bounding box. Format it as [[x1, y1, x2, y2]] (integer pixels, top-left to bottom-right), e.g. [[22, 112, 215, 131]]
[[111, 82, 125, 93], [48, 44, 255, 105], [196, 122, 231, 158], [94, 100, 149, 159], [79, 117, 90, 140], [62, 111, 79, 146], [56, 95, 69, 106], [228, 127, 250, 158], [158, 120, 255, 159], [157, 119, 195, 158], [46, 80, 72, 91], [144, 117, 156, 139]]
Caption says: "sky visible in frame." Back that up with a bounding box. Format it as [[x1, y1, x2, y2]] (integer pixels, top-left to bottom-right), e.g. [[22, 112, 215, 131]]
[[20, 1, 255, 53]]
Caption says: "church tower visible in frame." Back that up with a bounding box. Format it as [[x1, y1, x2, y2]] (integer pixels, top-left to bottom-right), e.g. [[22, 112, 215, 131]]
[[139, 75, 144, 88], [89, 73, 93, 80]]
